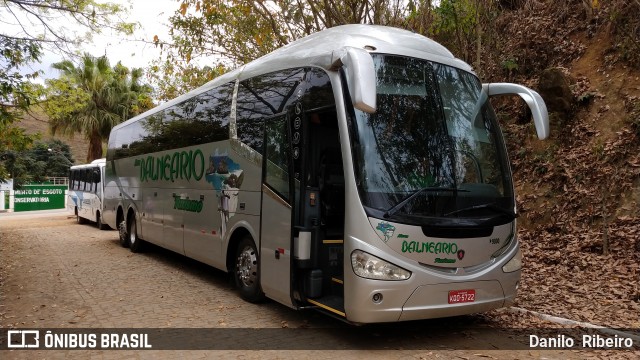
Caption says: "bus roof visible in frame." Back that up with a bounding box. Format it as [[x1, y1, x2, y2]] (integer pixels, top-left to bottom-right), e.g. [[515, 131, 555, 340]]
[[114, 25, 472, 132], [70, 158, 105, 170], [238, 24, 470, 80]]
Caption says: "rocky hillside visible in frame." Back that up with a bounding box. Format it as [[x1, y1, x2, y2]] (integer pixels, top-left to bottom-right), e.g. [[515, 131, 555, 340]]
[[483, 1, 639, 328], [16, 108, 89, 165]]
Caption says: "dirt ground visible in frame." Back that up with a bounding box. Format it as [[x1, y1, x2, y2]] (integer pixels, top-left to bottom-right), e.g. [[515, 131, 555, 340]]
[[0, 212, 637, 359]]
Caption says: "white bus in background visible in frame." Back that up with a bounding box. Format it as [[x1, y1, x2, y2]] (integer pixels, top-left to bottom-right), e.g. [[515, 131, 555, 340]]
[[103, 25, 549, 323], [68, 158, 110, 229]]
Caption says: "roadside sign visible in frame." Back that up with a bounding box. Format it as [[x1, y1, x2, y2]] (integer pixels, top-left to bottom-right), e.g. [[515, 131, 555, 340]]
[[14, 184, 67, 212]]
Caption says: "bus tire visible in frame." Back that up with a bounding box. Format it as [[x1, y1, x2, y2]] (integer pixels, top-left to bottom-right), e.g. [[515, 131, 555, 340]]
[[128, 215, 145, 253], [234, 236, 265, 303], [96, 212, 108, 230], [118, 220, 129, 248], [76, 209, 86, 224]]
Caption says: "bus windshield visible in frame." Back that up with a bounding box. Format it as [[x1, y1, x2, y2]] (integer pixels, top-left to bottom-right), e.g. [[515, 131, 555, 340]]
[[351, 54, 514, 226]]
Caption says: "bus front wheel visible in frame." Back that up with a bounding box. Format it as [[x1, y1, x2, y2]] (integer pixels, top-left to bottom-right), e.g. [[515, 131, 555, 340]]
[[234, 237, 265, 303], [96, 212, 108, 230], [76, 209, 86, 224]]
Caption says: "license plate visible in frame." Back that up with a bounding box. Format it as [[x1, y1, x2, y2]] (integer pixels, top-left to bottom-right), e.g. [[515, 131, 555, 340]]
[[448, 289, 476, 304]]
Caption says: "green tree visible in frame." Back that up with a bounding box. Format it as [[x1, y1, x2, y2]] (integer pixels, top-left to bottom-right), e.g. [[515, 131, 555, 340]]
[[1, 139, 74, 187], [0, 38, 43, 123], [147, 58, 228, 102], [1, 0, 131, 178], [157, 0, 417, 67], [39, 139, 75, 178], [0, 37, 43, 180], [0, 0, 131, 124], [148, 0, 509, 105], [45, 54, 153, 162], [149, 0, 427, 96]]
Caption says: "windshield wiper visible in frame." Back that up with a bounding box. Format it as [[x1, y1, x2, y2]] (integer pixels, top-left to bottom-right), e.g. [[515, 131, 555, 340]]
[[443, 203, 517, 220], [384, 187, 468, 218]]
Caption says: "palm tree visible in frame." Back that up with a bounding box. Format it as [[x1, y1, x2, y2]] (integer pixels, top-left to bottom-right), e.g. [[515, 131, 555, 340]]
[[47, 54, 152, 162]]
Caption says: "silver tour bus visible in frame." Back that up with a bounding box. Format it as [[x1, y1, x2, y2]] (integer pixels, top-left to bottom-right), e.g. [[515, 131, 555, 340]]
[[68, 158, 110, 229], [103, 25, 548, 323]]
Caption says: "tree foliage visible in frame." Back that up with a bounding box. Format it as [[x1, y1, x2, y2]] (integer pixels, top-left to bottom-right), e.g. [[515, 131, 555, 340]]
[[0, 0, 130, 123], [160, 0, 420, 66], [152, 0, 502, 96], [0, 37, 42, 123], [0, 0, 131, 177], [0, 139, 73, 186], [1, 0, 131, 53], [45, 54, 153, 162], [0, 37, 43, 175], [147, 58, 228, 102]]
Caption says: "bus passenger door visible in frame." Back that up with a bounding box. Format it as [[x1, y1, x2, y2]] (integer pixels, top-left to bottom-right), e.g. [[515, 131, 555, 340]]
[[260, 115, 294, 307]]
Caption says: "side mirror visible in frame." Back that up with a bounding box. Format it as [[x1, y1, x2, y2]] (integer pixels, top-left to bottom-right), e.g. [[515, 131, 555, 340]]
[[332, 47, 377, 113], [483, 83, 549, 140]]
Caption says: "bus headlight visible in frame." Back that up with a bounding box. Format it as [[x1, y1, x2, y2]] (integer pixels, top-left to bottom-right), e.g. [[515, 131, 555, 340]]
[[502, 247, 522, 273], [351, 250, 411, 281]]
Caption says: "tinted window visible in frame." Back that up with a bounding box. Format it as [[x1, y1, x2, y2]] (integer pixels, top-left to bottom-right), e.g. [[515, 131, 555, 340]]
[[110, 121, 147, 159], [264, 115, 290, 200], [351, 54, 514, 225], [108, 82, 234, 159], [236, 68, 305, 154], [304, 68, 334, 110], [130, 113, 163, 156], [159, 82, 234, 150], [190, 82, 233, 143]]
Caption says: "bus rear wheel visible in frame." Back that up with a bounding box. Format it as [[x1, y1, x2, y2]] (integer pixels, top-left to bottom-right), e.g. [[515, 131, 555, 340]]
[[118, 220, 129, 248], [234, 237, 265, 303], [128, 215, 145, 253]]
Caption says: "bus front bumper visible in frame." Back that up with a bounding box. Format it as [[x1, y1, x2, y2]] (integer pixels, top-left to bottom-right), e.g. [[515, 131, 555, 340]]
[[345, 279, 515, 323], [398, 280, 506, 321]]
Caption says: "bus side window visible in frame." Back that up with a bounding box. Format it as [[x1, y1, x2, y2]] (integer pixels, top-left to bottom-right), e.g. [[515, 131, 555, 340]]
[[93, 169, 100, 193], [236, 69, 306, 155], [264, 115, 290, 201], [84, 169, 90, 192], [189, 82, 233, 144], [236, 80, 266, 154]]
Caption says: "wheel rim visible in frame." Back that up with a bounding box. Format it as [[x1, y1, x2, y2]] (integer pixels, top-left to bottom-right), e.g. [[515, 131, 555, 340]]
[[236, 245, 257, 287], [129, 219, 136, 245]]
